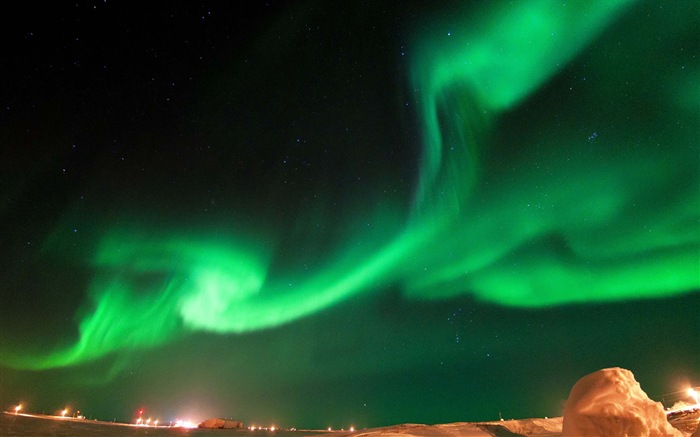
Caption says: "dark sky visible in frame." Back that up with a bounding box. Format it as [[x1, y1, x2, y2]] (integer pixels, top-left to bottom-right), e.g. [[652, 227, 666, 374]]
[[1, 0, 698, 430]]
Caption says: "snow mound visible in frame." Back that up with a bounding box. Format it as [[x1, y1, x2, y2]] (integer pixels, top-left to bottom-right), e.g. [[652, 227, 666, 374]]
[[493, 417, 563, 435], [562, 367, 682, 437]]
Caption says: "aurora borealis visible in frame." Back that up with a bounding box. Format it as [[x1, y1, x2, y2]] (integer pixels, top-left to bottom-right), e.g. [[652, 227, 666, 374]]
[[1, 0, 698, 430]]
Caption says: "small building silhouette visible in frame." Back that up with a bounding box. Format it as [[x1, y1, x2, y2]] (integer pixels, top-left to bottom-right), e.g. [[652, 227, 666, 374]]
[[198, 418, 243, 429]]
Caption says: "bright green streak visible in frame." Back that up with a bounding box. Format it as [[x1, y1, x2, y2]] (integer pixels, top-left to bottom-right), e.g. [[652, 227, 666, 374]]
[[409, 0, 636, 219], [10, 0, 698, 370]]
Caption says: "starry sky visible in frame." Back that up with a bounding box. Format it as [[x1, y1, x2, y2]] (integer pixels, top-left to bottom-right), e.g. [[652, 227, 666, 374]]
[[1, 0, 698, 430]]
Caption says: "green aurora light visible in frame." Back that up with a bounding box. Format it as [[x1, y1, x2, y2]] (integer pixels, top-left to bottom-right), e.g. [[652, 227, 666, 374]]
[[7, 0, 698, 371]]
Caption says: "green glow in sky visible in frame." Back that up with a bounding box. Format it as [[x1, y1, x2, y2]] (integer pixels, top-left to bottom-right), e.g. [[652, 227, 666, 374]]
[[8, 0, 698, 370], [408, 0, 634, 219]]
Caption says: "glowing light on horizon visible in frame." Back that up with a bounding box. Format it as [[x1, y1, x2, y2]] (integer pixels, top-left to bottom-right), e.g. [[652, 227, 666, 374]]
[[174, 419, 197, 429]]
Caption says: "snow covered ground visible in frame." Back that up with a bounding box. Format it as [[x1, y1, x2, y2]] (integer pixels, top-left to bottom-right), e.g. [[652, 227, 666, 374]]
[[325, 412, 698, 437], [323, 418, 563, 437], [3, 368, 697, 437], [325, 368, 699, 437]]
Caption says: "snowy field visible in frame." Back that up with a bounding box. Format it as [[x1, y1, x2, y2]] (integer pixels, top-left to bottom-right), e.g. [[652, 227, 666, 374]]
[[2, 410, 697, 437], [3, 368, 698, 437], [0, 413, 323, 437]]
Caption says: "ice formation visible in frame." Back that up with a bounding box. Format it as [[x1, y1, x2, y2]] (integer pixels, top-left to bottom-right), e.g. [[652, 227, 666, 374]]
[[562, 367, 682, 437]]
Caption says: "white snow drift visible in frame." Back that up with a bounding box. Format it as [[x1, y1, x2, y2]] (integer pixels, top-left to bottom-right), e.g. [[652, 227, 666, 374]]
[[562, 367, 683, 437]]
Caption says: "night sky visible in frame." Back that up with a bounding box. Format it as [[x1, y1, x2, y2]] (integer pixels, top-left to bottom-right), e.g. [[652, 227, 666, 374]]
[[1, 0, 698, 430]]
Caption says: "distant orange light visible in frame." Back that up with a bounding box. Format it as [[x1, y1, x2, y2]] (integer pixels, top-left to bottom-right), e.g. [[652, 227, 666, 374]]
[[61, 409, 68, 417], [688, 388, 699, 404], [174, 419, 197, 429]]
